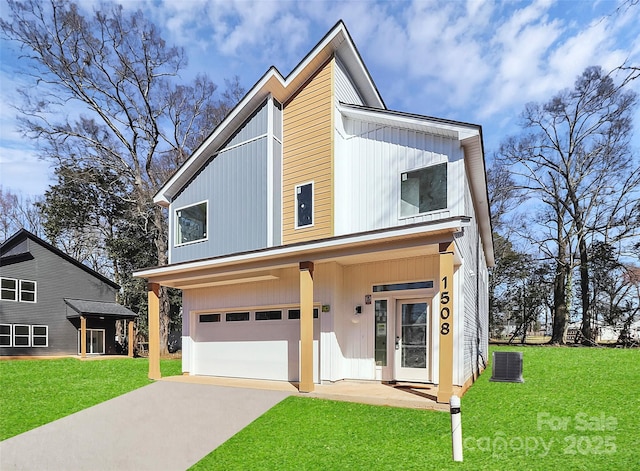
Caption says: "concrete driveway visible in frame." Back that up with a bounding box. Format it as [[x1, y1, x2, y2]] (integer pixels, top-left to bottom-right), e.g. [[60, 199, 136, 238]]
[[0, 381, 292, 471]]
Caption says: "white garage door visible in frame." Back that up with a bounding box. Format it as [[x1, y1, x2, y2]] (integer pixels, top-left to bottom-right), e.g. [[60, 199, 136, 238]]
[[192, 308, 320, 382]]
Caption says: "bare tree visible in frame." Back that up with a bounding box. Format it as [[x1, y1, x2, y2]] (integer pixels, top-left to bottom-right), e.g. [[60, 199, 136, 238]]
[[0, 186, 44, 241], [499, 66, 640, 345], [1, 1, 242, 354]]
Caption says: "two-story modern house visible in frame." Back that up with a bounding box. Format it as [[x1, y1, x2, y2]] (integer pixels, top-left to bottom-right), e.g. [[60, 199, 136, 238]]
[[1, 229, 137, 357], [135, 21, 494, 402]]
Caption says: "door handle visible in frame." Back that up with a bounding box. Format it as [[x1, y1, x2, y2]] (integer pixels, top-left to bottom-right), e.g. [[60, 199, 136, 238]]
[[395, 336, 400, 350]]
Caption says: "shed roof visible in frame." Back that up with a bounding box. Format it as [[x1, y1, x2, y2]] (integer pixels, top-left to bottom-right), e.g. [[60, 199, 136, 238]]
[[64, 299, 138, 319]]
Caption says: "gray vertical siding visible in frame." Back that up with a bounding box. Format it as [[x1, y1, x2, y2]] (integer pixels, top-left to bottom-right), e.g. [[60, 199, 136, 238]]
[[171, 100, 271, 263], [272, 138, 282, 245], [169, 98, 288, 263], [0, 239, 118, 355]]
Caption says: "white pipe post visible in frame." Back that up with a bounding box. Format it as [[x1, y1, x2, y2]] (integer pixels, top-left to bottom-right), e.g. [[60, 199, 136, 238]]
[[450, 394, 463, 461]]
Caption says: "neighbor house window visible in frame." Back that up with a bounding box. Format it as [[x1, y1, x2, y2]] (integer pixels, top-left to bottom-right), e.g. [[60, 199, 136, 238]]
[[32, 325, 48, 347], [176, 201, 208, 245], [295, 182, 313, 228], [0, 324, 11, 346], [13, 325, 30, 347], [19, 280, 36, 303], [1, 278, 17, 301], [400, 163, 447, 216], [199, 314, 220, 323]]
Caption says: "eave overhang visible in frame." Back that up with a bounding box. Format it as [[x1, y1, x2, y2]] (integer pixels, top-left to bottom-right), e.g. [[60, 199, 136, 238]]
[[134, 217, 469, 289]]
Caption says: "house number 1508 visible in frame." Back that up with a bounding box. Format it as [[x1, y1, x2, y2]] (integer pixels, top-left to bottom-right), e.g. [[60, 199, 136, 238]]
[[440, 275, 450, 336]]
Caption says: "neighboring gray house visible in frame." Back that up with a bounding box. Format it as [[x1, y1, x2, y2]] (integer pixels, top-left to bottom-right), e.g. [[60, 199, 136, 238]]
[[0, 229, 137, 357]]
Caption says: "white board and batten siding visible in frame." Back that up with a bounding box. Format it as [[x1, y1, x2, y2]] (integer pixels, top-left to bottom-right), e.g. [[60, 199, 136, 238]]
[[334, 116, 466, 236], [334, 57, 364, 106], [453, 169, 490, 385]]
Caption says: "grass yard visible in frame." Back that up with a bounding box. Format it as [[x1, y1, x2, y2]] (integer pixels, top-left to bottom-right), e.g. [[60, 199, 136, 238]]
[[0, 357, 181, 440], [191, 346, 639, 470]]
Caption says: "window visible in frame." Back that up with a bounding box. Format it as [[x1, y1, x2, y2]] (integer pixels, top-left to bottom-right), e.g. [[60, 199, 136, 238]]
[[226, 312, 250, 322], [0, 324, 11, 346], [295, 182, 313, 228], [32, 325, 48, 347], [199, 314, 220, 323], [1, 278, 17, 301], [176, 201, 207, 245], [13, 325, 30, 347], [255, 310, 282, 321], [373, 281, 434, 292], [374, 300, 388, 366], [400, 163, 447, 216], [287, 308, 319, 319], [19, 280, 36, 303]]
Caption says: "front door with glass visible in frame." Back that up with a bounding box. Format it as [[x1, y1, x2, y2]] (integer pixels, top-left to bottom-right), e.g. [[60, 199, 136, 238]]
[[394, 299, 430, 382]]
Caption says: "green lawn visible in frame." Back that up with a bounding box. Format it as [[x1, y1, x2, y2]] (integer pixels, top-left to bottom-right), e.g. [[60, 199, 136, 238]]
[[0, 357, 181, 440], [192, 346, 639, 470], [1, 348, 638, 470]]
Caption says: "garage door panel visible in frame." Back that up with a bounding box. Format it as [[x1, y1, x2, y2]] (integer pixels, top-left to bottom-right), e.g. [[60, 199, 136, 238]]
[[193, 319, 319, 382]]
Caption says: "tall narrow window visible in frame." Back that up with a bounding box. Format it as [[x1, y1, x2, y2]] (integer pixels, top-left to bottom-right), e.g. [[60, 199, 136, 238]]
[[1, 278, 17, 301], [176, 201, 208, 245], [400, 163, 447, 216], [375, 300, 388, 366], [19, 280, 36, 303], [295, 182, 313, 228]]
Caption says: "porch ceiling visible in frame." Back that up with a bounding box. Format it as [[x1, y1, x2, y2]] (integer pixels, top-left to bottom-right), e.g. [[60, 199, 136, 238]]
[[136, 222, 463, 290]]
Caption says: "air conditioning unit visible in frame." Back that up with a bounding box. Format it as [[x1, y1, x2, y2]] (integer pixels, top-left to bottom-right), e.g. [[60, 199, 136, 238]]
[[490, 351, 524, 383]]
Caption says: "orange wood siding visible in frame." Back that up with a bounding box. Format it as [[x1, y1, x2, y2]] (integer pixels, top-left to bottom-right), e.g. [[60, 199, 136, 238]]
[[282, 59, 334, 244]]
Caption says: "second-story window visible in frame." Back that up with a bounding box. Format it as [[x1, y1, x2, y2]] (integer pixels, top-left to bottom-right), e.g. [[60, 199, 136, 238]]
[[400, 163, 447, 217], [176, 201, 208, 245], [296, 182, 313, 228], [20, 280, 37, 303], [1, 278, 17, 301]]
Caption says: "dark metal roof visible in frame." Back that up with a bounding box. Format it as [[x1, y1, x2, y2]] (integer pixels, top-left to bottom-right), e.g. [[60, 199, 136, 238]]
[[0, 229, 120, 290], [64, 299, 138, 319]]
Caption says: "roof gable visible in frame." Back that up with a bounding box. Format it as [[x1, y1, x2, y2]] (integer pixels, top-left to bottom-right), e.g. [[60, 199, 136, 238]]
[[0, 229, 120, 290], [154, 20, 384, 207]]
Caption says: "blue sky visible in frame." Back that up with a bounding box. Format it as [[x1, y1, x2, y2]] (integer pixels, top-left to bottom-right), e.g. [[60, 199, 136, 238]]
[[1, 0, 639, 197]]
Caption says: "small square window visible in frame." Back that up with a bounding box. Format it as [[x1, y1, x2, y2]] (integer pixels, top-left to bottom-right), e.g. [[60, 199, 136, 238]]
[[400, 163, 447, 216], [13, 325, 30, 347], [32, 325, 48, 347], [20, 280, 37, 303], [176, 201, 207, 245], [295, 182, 313, 228], [255, 310, 282, 321], [0, 324, 11, 347], [1, 278, 17, 301], [199, 314, 220, 323], [226, 312, 250, 322]]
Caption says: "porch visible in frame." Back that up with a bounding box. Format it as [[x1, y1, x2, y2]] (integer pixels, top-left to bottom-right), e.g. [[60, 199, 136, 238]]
[[160, 375, 449, 411]]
